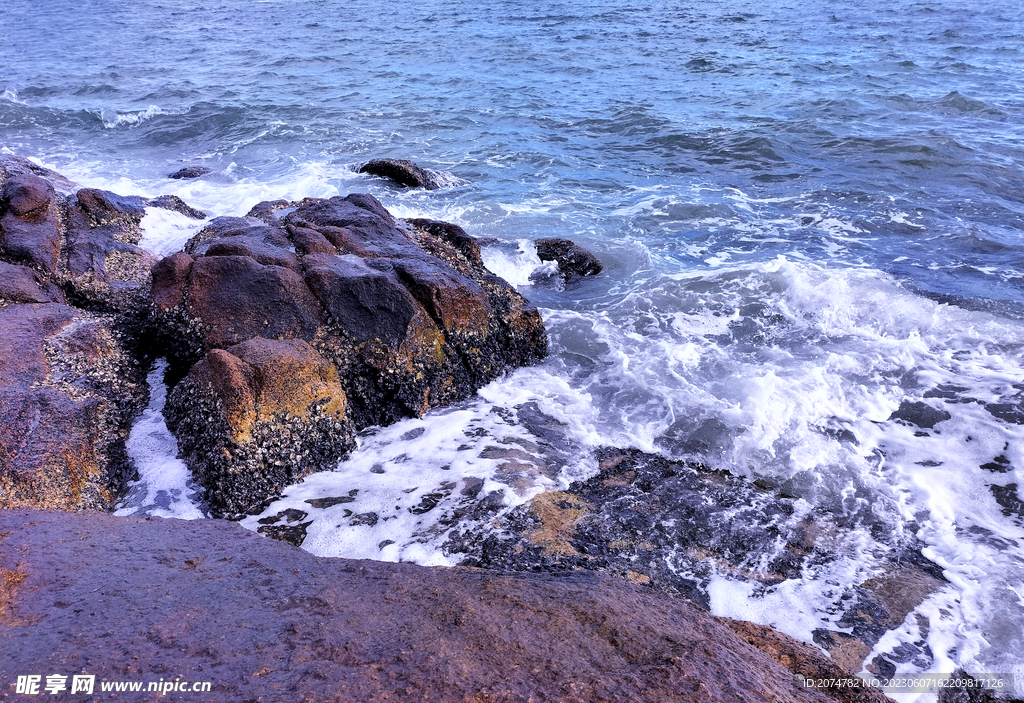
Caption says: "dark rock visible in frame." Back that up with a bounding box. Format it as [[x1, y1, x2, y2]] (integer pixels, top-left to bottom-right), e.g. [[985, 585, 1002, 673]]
[[407, 218, 484, 265], [888, 400, 951, 429], [1, 173, 54, 216], [181, 254, 324, 348], [446, 447, 945, 674], [358, 157, 463, 190], [535, 237, 604, 281], [152, 194, 547, 512], [301, 252, 422, 345], [0, 174, 61, 274], [62, 187, 157, 313], [0, 304, 146, 510], [168, 165, 213, 179], [147, 193, 207, 220], [164, 338, 352, 516], [0, 508, 867, 703], [0, 261, 65, 304]]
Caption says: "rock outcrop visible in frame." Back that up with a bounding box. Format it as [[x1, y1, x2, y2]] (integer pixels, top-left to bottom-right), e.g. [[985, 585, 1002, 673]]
[[0, 509, 882, 703], [0, 155, 207, 511], [0, 154, 207, 318], [0, 304, 145, 510], [152, 193, 547, 514], [358, 157, 466, 190], [535, 237, 603, 281], [164, 338, 353, 515], [168, 165, 212, 179]]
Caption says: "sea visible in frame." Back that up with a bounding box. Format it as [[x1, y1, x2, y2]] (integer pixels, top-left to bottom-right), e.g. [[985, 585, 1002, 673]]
[[3, 0, 1023, 697]]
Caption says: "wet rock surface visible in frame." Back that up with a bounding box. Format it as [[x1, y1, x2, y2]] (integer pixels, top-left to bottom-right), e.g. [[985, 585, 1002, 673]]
[[168, 165, 213, 179], [0, 155, 205, 511], [165, 338, 353, 516], [535, 237, 603, 281], [0, 304, 146, 510], [153, 193, 547, 513], [0, 509, 875, 703], [445, 447, 946, 678], [0, 154, 206, 318], [358, 157, 466, 190]]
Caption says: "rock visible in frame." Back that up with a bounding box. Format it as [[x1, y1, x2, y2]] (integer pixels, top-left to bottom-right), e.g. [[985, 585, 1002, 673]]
[[152, 194, 547, 512], [147, 193, 207, 220], [535, 237, 603, 281], [164, 338, 351, 516], [0, 508, 867, 703], [358, 157, 464, 190], [0, 261, 65, 304], [0, 304, 146, 510], [0, 156, 205, 317], [446, 447, 945, 674], [722, 620, 892, 703], [0, 174, 62, 274], [168, 165, 213, 179]]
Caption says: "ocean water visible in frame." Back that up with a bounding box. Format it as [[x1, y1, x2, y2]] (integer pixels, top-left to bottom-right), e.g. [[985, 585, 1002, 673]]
[[4, 0, 1024, 696]]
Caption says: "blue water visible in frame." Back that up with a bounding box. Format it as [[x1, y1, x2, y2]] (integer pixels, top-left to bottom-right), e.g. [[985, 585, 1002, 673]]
[[4, 0, 1024, 694]]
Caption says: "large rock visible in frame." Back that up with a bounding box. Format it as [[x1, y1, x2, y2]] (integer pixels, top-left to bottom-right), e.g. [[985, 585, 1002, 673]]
[[0, 509, 880, 703], [0, 304, 146, 510], [164, 338, 352, 516], [151, 194, 547, 514], [0, 155, 207, 511]]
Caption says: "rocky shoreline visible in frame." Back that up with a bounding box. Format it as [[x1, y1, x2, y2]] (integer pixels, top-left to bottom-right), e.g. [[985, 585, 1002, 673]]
[[0, 154, 957, 701]]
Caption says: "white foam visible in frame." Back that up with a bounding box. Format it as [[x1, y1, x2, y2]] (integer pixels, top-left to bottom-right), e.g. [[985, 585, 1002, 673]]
[[115, 361, 206, 520], [140, 207, 208, 257], [241, 362, 600, 565]]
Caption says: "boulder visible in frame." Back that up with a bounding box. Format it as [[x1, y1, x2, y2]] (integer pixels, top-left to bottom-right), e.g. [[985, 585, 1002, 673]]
[[0, 508, 879, 703], [535, 237, 604, 281], [0, 304, 146, 510], [152, 194, 547, 513], [0, 261, 65, 304], [164, 338, 351, 516], [358, 157, 465, 190]]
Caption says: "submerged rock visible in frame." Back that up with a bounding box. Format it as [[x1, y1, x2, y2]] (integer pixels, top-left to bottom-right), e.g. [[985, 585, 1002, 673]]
[[152, 193, 547, 514], [535, 237, 603, 281], [168, 165, 213, 179], [358, 157, 466, 190], [1, 508, 876, 703], [446, 447, 946, 677]]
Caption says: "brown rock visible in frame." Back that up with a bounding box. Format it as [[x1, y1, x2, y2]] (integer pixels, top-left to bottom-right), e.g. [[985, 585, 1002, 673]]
[[164, 338, 351, 516], [0, 305, 145, 511], [149, 251, 193, 312], [0, 509, 854, 703], [183, 255, 324, 348], [152, 194, 547, 513], [721, 619, 893, 703], [1, 173, 54, 217]]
